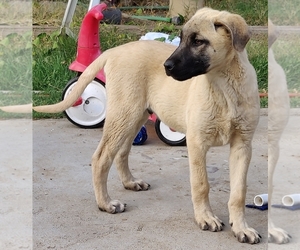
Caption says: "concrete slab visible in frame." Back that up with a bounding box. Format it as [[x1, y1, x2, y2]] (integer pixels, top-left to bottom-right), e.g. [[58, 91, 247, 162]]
[[0, 119, 32, 249], [2, 112, 299, 249], [32, 115, 270, 249], [268, 113, 300, 250]]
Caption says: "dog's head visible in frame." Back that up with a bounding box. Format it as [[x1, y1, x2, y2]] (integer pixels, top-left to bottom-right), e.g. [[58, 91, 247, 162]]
[[164, 8, 251, 81]]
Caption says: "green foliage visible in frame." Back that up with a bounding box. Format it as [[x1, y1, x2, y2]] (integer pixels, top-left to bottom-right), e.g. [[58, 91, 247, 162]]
[[246, 36, 268, 108], [205, 0, 267, 25], [272, 34, 300, 108], [153, 22, 180, 36], [32, 31, 77, 117], [260, 97, 268, 108], [247, 36, 268, 92], [99, 24, 139, 51], [154, 37, 167, 42], [0, 32, 32, 112], [135, 8, 144, 16], [0, 32, 32, 91], [269, 0, 300, 25], [178, 14, 185, 25], [33, 32, 77, 92]]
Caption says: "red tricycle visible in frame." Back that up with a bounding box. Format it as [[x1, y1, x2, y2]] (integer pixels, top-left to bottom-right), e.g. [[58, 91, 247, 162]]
[[62, 3, 186, 146]]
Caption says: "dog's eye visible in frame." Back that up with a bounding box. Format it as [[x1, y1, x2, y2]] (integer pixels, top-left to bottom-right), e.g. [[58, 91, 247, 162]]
[[193, 39, 207, 46], [214, 24, 223, 30]]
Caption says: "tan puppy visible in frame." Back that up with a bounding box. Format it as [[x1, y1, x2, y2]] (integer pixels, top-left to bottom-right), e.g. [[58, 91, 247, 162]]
[[268, 19, 291, 244], [34, 8, 261, 244]]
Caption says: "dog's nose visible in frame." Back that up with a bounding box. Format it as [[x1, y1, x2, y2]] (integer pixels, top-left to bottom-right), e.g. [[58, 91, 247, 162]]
[[164, 60, 175, 72]]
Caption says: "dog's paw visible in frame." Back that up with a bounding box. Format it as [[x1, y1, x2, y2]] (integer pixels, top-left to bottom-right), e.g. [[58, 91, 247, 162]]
[[123, 178, 150, 191], [195, 212, 224, 232], [98, 200, 126, 214], [231, 224, 261, 244], [268, 227, 291, 244]]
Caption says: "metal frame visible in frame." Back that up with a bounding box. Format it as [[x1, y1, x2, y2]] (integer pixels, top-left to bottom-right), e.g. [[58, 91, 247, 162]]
[[60, 0, 101, 37]]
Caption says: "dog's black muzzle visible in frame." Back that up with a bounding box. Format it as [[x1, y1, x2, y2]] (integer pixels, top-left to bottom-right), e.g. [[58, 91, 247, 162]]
[[164, 57, 190, 81], [164, 47, 210, 81], [164, 60, 175, 76]]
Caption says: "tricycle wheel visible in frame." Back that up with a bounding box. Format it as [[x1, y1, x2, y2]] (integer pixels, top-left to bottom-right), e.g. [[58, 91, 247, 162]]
[[62, 77, 106, 128], [154, 119, 186, 146], [132, 126, 148, 145]]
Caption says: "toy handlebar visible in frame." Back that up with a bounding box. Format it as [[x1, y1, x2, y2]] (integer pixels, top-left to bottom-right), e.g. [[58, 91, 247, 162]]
[[89, 3, 107, 20], [77, 3, 107, 49], [72, 3, 107, 69]]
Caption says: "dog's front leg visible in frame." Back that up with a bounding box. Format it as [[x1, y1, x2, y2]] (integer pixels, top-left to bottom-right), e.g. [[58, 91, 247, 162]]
[[186, 134, 224, 232], [268, 136, 291, 243], [228, 134, 261, 244]]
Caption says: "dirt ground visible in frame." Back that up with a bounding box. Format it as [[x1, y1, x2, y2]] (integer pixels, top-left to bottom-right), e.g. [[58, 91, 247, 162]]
[[0, 110, 299, 249]]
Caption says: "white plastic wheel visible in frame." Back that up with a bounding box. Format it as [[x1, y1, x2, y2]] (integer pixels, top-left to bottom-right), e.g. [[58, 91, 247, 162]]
[[62, 77, 106, 128], [155, 119, 186, 146]]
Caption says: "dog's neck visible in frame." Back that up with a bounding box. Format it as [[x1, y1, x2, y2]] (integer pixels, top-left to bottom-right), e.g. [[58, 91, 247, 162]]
[[206, 49, 257, 117], [225, 51, 248, 81], [209, 50, 248, 90]]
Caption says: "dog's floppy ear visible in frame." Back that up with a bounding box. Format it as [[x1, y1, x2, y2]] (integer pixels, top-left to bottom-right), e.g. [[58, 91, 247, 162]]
[[215, 12, 251, 52], [268, 19, 279, 48]]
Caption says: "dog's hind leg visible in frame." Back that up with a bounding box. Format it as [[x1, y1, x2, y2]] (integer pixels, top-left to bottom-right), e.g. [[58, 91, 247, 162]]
[[228, 134, 261, 244], [92, 133, 125, 214], [114, 111, 150, 191], [92, 108, 149, 214]]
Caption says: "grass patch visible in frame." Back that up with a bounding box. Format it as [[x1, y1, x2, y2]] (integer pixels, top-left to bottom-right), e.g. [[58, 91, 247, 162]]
[[269, 0, 300, 25], [33, 0, 87, 27], [269, 0, 300, 108], [32, 31, 77, 118], [0, 32, 32, 119], [247, 34, 268, 91], [32, 0, 268, 27], [33, 32, 77, 92], [205, 0, 267, 25], [0, 0, 32, 25], [0, 1, 31, 118], [247, 34, 268, 108], [272, 34, 300, 108]]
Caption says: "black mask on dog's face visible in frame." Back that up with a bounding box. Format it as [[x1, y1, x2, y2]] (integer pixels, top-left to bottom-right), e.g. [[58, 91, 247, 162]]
[[164, 31, 211, 81]]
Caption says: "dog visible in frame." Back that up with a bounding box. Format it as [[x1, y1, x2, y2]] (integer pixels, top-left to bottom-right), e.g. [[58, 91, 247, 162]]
[[268, 19, 291, 244], [34, 8, 261, 244]]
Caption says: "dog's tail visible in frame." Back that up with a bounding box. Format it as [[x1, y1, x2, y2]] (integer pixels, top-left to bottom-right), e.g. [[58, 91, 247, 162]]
[[33, 53, 109, 113], [0, 103, 32, 113]]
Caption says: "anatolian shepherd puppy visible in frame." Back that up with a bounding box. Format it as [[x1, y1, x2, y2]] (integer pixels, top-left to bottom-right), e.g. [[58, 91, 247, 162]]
[[268, 19, 291, 244], [34, 8, 261, 243]]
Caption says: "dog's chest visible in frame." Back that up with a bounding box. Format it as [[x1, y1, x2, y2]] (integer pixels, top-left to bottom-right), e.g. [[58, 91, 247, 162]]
[[206, 115, 234, 146], [206, 109, 256, 147], [197, 95, 254, 147]]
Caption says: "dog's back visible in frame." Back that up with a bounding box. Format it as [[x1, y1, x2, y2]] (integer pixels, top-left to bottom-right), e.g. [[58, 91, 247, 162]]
[[33, 40, 177, 113]]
